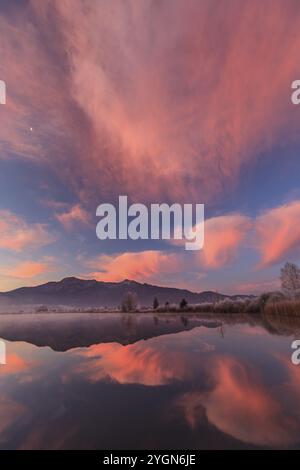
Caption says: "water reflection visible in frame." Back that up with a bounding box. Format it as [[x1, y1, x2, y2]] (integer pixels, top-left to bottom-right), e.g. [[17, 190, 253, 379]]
[[0, 313, 221, 351], [0, 313, 300, 449]]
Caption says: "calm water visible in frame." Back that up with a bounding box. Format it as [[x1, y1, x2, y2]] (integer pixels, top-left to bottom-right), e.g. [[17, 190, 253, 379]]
[[0, 312, 300, 450]]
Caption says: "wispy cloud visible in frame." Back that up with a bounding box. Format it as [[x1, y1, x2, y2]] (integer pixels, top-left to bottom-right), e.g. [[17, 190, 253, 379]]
[[87, 250, 182, 283], [55, 204, 91, 230], [5, 260, 54, 279], [201, 214, 252, 268], [255, 200, 300, 266], [0, 210, 55, 252], [1, 0, 300, 203]]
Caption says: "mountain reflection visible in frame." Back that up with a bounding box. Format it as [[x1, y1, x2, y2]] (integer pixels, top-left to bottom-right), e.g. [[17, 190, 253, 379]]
[[0, 312, 221, 351]]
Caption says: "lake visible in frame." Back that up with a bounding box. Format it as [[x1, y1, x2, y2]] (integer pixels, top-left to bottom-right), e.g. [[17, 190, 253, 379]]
[[0, 312, 300, 450]]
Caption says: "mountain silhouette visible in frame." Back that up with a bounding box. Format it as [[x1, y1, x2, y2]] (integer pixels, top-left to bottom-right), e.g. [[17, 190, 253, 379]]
[[0, 276, 251, 307]]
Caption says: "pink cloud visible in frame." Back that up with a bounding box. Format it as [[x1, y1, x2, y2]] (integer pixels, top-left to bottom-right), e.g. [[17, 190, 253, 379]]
[[201, 214, 252, 268], [0, 210, 55, 252], [5, 260, 54, 279], [87, 213, 252, 284], [60, 0, 300, 202], [55, 204, 91, 230], [81, 200, 300, 289], [1, 1, 300, 203], [255, 200, 300, 266], [87, 250, 182, 283]]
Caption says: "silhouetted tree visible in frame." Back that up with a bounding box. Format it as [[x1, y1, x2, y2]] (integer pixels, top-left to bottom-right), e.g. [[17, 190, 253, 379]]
[[153, 297, 159, 309], [180, 298, 188, 309]]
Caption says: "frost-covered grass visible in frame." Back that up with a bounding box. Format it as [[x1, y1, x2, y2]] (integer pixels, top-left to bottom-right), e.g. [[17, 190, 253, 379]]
[[156, 292, 300, 316]]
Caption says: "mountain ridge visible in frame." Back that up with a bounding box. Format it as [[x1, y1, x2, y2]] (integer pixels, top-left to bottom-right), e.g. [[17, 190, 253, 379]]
[[0, 276, 253, 307]]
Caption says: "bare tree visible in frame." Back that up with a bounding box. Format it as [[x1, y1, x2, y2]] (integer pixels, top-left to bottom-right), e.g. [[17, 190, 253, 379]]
[[280, 262, 300, 299], [121, 291, 138, 312]]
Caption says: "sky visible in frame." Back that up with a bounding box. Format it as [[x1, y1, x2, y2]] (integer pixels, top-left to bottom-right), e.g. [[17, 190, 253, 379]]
[[0, 0, 300, 294]]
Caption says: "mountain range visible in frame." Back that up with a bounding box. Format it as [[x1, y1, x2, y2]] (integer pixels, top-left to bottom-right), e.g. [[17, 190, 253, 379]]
[[0, 277, 252, 308]]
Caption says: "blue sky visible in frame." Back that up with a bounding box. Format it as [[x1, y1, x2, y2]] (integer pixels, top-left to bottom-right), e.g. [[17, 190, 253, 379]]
[[0, 0, 300, 293]]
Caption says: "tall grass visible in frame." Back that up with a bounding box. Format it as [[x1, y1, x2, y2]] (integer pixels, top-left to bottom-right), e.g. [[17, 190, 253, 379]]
[[156, 292, 300, 316], [263, 299, 300, 316]]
